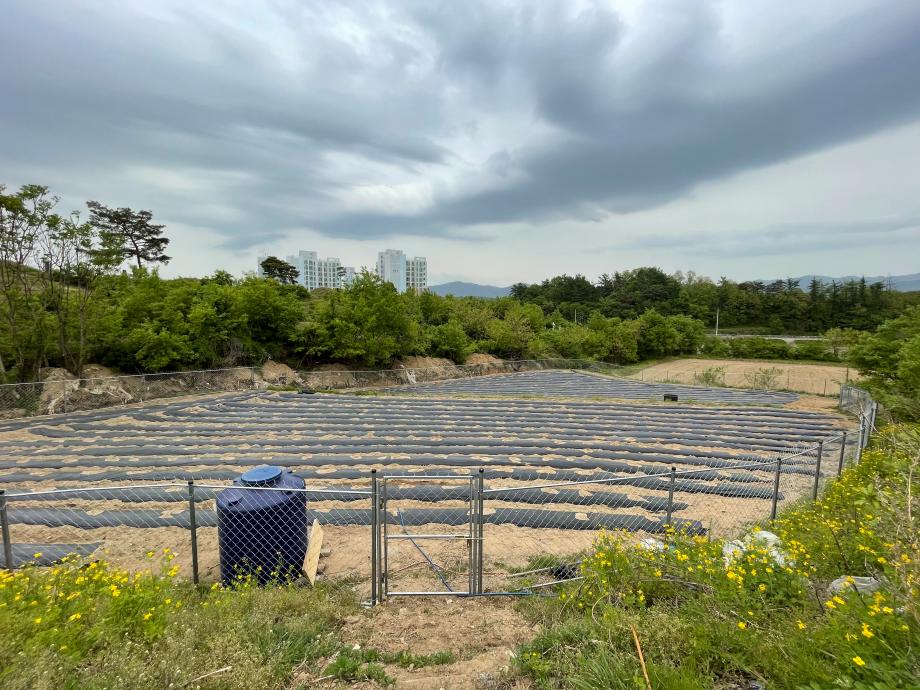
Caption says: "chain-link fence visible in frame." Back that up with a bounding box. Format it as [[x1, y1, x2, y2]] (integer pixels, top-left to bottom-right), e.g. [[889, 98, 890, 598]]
[[0, 367, 262, 419], [0, 426, 869, 600], [1, 384, 878, 604], [0, 359, 615, 420], [369, 420, 872, 598], [0, 479, 374, 596]]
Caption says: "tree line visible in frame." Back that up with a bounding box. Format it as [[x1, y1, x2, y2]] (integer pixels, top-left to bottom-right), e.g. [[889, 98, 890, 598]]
[[2, 182, 916, 392], [511, 267, 919, 334]]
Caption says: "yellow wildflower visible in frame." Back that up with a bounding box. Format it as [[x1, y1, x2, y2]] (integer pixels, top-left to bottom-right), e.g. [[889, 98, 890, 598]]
[[852, 656, 866, 667]]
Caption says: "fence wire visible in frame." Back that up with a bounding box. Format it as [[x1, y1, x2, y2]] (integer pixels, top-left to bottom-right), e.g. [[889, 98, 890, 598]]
[[1, 387, 877, 604], [0, 359, 611, 420]]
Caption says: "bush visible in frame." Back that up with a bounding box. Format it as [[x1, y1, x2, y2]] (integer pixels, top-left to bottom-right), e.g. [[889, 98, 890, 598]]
[[728, 337, 792, 359], [693, 366, 726, 386], [699, 335, 730, 357], [792, 340, 837, 361], [744, 366, 783, 389]]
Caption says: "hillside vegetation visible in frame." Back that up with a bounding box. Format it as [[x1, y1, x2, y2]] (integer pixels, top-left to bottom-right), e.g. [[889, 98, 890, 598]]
[[511, 425, 920, 689]]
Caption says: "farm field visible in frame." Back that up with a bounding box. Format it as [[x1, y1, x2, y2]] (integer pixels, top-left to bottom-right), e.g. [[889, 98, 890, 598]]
[[632, 357, 859, 396], [381, 368, 799, 403], [0, 371, 856, 594]]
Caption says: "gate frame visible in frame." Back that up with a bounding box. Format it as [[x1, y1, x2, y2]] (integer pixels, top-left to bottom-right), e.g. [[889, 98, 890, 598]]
[[372, 473, 483, 600]]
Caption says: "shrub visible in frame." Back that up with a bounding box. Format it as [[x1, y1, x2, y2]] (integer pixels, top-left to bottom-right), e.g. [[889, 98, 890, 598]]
[[693, 366, 726, 386], [792, 340, 837, 361], [728, 337, 792, 359], [743, 366, 783, 389]]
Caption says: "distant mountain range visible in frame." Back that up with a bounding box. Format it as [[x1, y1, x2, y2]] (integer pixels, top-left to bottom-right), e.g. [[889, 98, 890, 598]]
[[427, 281, 512, 298], [780, 273, 920, 292]]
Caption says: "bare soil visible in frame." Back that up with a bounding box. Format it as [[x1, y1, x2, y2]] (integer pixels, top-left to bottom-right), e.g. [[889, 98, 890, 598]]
[[293, 598, 534, 690], [633, 358, 858, 396]]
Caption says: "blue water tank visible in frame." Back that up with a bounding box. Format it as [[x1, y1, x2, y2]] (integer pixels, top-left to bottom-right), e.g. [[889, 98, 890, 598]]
[[216, 465, 308, 585]]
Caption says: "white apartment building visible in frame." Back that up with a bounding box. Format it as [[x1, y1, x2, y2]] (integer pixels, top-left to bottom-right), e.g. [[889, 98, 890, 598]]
[[376, 249, 427, 293], [255, 250, 355, 290], [406, 256, 428, 294], [376, 249, 407, 293]]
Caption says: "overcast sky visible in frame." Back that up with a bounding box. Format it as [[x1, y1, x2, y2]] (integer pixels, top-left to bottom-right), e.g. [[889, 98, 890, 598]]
[[2, 0, 920, 285]]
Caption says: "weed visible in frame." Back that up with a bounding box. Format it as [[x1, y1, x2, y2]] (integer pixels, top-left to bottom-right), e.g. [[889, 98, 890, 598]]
[[693, 366, 726, 386]]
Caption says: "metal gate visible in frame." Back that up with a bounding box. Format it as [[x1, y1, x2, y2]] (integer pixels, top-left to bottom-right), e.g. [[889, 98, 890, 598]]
[[371, 472, 483, 601]]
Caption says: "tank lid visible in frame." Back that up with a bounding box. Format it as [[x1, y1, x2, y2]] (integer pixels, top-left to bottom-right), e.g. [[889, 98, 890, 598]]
[[240, 465, 283, 486]]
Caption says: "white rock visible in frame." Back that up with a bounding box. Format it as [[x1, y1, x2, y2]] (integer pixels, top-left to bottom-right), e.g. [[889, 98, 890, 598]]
[[744, 530, 781, 549], [722, 540, 745, 566], [828, 576, 881, 595], [638, 537, 666, 551]]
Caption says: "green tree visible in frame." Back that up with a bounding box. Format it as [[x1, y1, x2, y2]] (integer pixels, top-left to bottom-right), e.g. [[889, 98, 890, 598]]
[[87, 201, 170, 269], [849, 306, 920, 419], [636, 309, 680, 359], [301, 271, 415, 366], [258, 256, 299, 285], [428, 319, 472, 362]]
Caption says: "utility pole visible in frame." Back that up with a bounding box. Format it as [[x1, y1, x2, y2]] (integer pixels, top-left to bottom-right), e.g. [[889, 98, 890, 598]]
[[714, 307, 720, 336]]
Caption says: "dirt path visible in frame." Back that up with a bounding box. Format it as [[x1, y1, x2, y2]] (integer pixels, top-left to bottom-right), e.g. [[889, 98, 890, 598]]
[[293, 597, 535, 689], [632, 358, 858, 396]]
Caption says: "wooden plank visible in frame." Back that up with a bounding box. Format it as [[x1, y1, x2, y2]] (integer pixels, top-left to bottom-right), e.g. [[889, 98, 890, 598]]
[[303, 519, 324, 585]]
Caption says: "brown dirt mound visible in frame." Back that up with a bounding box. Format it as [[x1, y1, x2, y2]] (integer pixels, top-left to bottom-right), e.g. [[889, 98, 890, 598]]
[[465, 353, 507, 375], [260, 360, 301, 385], [302, 363, 359, 389], [397, 356, 460, 383]]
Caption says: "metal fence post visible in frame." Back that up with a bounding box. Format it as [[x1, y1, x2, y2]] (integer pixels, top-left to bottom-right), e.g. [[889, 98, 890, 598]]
[[381, 479, 388, 601], [1, 490, 13, 570], [477, 468, 484, 595], [856, 415, 865, 464], [467, 477, 474, 595], [811, 441, 824, 501], [837, 431, 847, 475], [665, 466, 676, 528], [187, 480, 199, 585], [770, 457, 782, 520], [370, 470, 378, 606]]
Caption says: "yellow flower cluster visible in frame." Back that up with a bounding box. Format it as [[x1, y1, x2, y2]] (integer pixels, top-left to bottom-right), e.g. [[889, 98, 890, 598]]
[[0, 550, 192, 656]]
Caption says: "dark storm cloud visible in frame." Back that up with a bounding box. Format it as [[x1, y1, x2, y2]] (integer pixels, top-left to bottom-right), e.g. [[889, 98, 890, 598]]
[[2, 1, 920, 248]]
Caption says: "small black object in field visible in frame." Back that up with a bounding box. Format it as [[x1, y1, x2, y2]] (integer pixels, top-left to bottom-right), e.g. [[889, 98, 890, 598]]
[[663, 393, 679, 402]]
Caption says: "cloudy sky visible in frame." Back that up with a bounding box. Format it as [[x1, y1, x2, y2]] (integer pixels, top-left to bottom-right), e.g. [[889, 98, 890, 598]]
[[3, 0, 920, 285]]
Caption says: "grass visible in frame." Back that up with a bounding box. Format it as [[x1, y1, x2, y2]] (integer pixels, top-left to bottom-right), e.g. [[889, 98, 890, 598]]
[[508, 424, 920, 689], [0, 548, 459, 690], [0, 553, 365, 690]]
